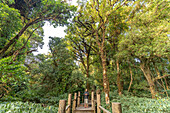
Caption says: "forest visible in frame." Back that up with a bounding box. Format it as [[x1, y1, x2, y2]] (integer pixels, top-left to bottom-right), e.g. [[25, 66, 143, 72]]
[[0, 0, 169, 112]]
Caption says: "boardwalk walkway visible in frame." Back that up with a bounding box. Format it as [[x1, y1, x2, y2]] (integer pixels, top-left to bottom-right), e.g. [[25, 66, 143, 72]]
[[74, 103, 94, 113], [58, 90, 122, 113]]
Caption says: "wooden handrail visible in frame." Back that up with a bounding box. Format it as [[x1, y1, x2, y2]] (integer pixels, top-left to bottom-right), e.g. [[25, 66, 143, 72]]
[[72, 93, 77, 112], [65, 105, 70, 111], [99, 106, 111, 113], [66, 94, 71, 113], [59, 90, 122, 113]]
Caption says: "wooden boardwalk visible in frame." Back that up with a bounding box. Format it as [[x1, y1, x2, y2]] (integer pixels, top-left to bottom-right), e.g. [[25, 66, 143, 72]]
[[58, 90, 122, 113], [74, 107, 94, 113], [74, 103, 94, 113]]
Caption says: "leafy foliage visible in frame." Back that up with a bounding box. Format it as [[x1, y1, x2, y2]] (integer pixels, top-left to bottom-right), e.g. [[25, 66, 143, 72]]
[[0, 0, 169, 111], [0, 3, 22, 49], [0, 101, 58, 113], [100, 92, 170, 113], [0, 56, 28, 96]]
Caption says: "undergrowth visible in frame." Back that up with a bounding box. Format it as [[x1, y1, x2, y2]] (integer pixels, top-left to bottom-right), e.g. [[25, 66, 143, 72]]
[[101, 91, 170, 113], [0, 101, 58, 113], [1, 91, 169, 113]]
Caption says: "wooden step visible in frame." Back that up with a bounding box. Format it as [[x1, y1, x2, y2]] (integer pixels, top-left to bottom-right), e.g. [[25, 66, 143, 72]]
[[74, 106, 94, 113], [74, 110, 94, 113]]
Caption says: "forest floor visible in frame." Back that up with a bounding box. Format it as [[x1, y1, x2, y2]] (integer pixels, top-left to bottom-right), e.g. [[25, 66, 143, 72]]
[[0, 92, 169, 113]]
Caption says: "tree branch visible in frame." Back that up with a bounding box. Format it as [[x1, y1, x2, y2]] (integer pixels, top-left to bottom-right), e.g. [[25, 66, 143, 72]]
[[154, 74, 170, 82]]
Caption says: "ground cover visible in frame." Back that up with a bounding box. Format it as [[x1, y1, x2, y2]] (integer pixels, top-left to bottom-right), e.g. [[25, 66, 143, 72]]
[[101, 92, 170, 113], [0, 101, 58, 113]]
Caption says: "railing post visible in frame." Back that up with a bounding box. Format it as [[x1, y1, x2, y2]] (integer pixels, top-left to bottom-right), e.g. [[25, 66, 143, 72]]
[[72, 93, 77, 112], [58, 100, 66, 113], [66, 94, 72, 113], [97, 89, 101, 113], [112, 102, 122, 113], [77, 91, 80, 107], [91, 91, 94, 109]]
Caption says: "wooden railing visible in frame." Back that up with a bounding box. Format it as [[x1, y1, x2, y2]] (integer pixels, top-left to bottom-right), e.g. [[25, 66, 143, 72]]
[[58, 90, 122, 113], [95, 90, 122, 113], [58, 94, 72, 113]]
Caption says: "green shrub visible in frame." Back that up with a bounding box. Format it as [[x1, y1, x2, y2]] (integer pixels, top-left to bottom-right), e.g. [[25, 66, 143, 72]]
[[40, 93, 68, 106], [0, 101, 58, 113], [111, 96, 169, 113], [100, 92, 170, 113]]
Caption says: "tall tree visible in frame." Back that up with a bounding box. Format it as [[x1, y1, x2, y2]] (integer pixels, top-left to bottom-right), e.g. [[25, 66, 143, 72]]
[[0, 0, 76, 57], [118, 0, 170, 98], [74, 0, 130, 104], [29, 37, 77, 96], [65, 21, 97, 91]]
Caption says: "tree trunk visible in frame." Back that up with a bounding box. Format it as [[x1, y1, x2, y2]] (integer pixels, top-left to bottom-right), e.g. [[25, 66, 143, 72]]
[[154, 65, 168, 97], [101, 51, 110, 104], [140, 63, 156, 99], [162, 64, 169, 90], [128, 66, 133, 92], [164, 78, 169, 90], [86, 52, 90, 91], [86, 67, 90, 91], [95, 26, 110, 104], [116, 60, 122, 95]]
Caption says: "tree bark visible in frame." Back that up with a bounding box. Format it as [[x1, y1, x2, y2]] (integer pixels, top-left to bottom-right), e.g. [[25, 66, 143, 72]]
[[86, 53, 90, 91], [101, 29, 110, 104], [86, 68, 90, 91], [128, 66, 133, 92], [116, 59, 122, 95], [101, 50, 110, 104], [140, 63, 156, 99], [96, 26, 110, 104], [164, 77, 169, 90], [162, 64, 169, 90], [154, 65, 168, 97]]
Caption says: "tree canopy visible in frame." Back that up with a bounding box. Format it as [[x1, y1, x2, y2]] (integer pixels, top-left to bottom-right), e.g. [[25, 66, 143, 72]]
[[0, 0, 169, 111]]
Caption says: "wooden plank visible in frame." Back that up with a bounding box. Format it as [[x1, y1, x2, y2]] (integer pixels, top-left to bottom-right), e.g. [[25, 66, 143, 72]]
[[74, 110, 94, 113], [76, 106, 93, 110], [99, 106, 111, 113], [74, 106, 94, 113]]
